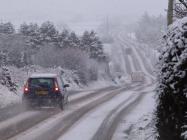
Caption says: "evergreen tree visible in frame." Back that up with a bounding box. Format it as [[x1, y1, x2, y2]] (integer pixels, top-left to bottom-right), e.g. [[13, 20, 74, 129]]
[[0, 66, 17, 93], [0, 22, 15, 34], [80, 31, 90, 52], [19, 23, 39, 36], [0, 51, 17, 93], [81, 31, 106, 61], [156, 18, 187, 140], [68, 32, 80, 48], [0, 51, 7, 66], [39, 21, 58, 42], [19, 23, 30, 36], [174, 0, 187, 19], [55, 29, 70, 48], [19, 23, 42, 47]]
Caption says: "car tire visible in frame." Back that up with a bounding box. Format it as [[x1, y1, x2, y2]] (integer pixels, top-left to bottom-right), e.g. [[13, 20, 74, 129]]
[[59, 99, 64, 110], [22, 98, 32, 110], [65, 95, 69, 105]]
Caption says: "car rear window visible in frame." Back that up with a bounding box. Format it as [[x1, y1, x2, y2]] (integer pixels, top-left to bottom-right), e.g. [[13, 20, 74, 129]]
[[29, 78, 54, 89]]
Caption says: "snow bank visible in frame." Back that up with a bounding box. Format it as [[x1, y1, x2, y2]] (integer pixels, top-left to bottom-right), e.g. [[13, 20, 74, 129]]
[[0, 84, 20, 108], [113, 88, 157, 140]]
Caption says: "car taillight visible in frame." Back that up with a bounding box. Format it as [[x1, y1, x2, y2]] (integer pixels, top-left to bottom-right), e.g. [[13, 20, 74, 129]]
[[54, 81, 60, 92], [24, 82, 29, 94], [55, 87, 59, 91]]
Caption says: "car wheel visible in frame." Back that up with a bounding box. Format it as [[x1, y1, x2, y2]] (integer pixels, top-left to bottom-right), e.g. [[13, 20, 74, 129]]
[[59, 99, 64, 110], [65, 95, 69, 104], [22, 98, 32, 110]]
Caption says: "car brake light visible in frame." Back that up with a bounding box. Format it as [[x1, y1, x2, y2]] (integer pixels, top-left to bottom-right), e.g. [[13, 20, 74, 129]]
[[24, 87, 29, 92], [24, 81, 29, 94], [55, 87, 59, 91], [54, 80, 59, 92]]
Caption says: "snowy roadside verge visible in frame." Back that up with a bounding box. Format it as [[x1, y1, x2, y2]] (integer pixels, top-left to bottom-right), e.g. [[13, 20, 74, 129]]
[[0, 84, 20, 108], [113, 86, 156, 140]]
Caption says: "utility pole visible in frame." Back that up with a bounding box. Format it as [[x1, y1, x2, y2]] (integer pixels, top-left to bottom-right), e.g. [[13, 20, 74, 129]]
[[167, 0, 174, 26]]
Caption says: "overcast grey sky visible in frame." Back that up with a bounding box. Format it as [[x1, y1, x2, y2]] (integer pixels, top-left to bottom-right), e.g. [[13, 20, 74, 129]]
[[0, 0, 167, 24]]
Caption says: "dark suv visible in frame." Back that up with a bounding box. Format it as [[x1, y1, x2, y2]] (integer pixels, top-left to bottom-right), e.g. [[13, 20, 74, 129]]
[[22, 73, 69, 110]]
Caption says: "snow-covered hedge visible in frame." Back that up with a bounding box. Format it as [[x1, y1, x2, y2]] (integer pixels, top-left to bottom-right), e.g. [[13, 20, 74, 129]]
[[156, 17, 187, 140]]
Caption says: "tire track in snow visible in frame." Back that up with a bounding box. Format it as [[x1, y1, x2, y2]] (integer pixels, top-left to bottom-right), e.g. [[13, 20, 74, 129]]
[[0, 86, 118, 140], [130, 50, 142, 71], [117, 32, 141, 72], [132, 45, 155, 79], [0, 86, 116, 123], [119, 31, 155, 71], [32, 86, 140, 140], [118, 34, 155, 80], [0, 109, 58, 140], [135, 47, 154, 74], [126, 39, 154, 75], [57, 76, 153, 140], [114, 42, 128, 75], [120, 44, 133, 75], [112, 36, 132, 75], [118, 32, 155, 78], [95, 31, 155, 140], [114, 32, 142, 74], [128, 55, 136, 72], [119, 42, 141, 72], [91, 78, 154, 140], [9, 83, 142, 140]]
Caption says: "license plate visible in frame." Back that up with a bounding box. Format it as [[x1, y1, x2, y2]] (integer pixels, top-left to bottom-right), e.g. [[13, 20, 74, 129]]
[[36, 91, 48, 95]]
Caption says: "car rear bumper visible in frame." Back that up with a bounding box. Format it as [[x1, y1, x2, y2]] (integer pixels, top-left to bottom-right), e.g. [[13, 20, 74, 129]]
[[22, 94, 63, 106]]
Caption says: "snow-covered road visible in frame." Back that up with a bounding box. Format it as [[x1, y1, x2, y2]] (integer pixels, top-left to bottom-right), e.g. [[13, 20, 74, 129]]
[[0, 30, 156, 140]]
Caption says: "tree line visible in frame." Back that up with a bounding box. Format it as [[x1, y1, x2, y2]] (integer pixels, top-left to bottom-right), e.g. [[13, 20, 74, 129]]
[[0, 21, 106, 61], [0, 21, 109, 84]]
